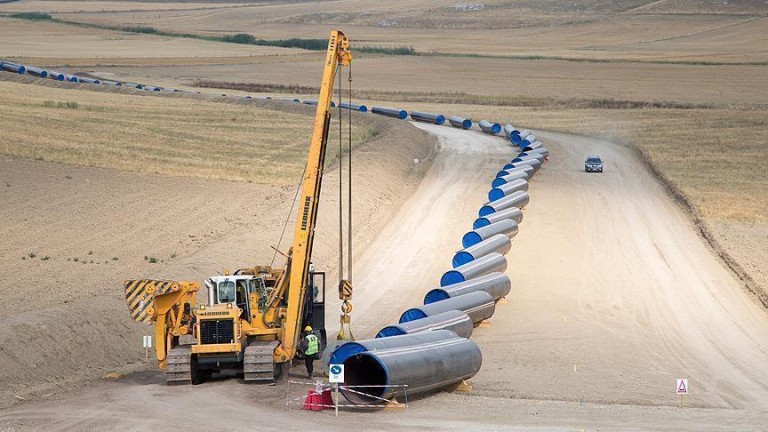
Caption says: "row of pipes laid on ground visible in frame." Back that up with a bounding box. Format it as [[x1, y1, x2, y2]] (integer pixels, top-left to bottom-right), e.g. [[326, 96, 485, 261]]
[[326, 133, 549, 405], [1, 59, 551, 404], [0, 60, 540, 145]]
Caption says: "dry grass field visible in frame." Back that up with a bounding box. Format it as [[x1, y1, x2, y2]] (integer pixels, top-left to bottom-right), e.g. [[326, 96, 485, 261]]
[[0, 77, 375, 184]]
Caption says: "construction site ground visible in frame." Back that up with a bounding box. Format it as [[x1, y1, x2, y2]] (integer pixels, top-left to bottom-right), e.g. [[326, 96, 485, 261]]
[[2, 123, 767, 431]]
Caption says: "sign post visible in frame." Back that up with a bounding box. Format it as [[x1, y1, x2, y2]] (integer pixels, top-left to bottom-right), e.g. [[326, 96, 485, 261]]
[[329, 364, 345, 417], [143, 335, 152, 362], [676, 378, 688, 408]]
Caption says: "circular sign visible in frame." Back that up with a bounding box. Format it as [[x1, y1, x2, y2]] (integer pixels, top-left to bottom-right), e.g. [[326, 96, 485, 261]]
[[330, 365, 342, 375]]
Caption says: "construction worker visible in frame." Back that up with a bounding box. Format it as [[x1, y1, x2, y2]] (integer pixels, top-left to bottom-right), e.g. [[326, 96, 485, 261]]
[[303, 326, 319, 378]]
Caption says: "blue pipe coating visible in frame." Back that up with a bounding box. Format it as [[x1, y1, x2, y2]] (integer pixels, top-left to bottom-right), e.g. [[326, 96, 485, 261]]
[[488, 178, 529, 202], [339, 102, 368, 112], [502, 158, 542, 172], [491, 169, 530, 188], [479, 191, 530, 217], [401, 291, 496, 323], [372, 106, 408, 119], [1, 63, 26, 74], [410, 111, 446, 125], [452, 234, 511, 268], [462, 219, 519, 248], [375, 310, 473, 339], [48, 71, 65, 81], [440, 253, 507, 286], [448, 115, 472, 129], [478, 120, 502, 135], [330, 330, 459, 366], [425, 272, 511, 304], [26, 67, 48, 78], [473, 206, 523, 229]]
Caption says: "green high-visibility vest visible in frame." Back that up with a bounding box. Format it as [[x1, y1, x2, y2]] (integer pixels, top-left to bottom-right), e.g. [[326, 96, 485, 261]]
[[305, 334, 319, 356]]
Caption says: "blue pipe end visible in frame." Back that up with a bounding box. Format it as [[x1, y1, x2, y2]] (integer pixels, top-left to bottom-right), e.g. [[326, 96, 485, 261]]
[[440, 271, 466, 287], [503, 163, 515, 171], [478, 205, 495, 217], [495, 170, 509, 178], [512, 135, 522, 144], [18, 66, 26, 74], [423, 289, 450, 304], [329, 342, 368, 365], [358, 105, 368, 112], [461, 231, 482, 248], [473, 217, 491, 229], [491, 178, 506, 188], [68, 76, 78, 83], [488, 188, 504, 202], [491, 124, 502, 134], [399, 308, 428, 323], [452, 251, 474, 268], [462, 119, 472, 129], [375, 326, 406, 338], [520, 139, 532, 148]]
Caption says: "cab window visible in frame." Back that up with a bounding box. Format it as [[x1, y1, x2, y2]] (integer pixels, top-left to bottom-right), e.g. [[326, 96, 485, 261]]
[[217, 281, 236, 303]]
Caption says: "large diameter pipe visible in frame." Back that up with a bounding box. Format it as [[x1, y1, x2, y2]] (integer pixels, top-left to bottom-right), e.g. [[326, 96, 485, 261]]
[[503, 158, 542, 172], [47, 70, 65, 81], [330, 329, 460, 365], [425, 272, 511, 304], [488, 178, 529, 202], [375, 310, 473, 339], [1, 62, 26, 74], [26, 66, 48, 78], [401, 291, 496, 323], [491, 170, 530, 188], [503, 124, 519, 139], [78, 77, 101, 84], [302, 99, 336, 107], [410, 111, 446, 125], [478, 120, 501, 135], [65, 75, 79, 83], [519, 147, 549, 158], [452, 234, 511, 268], [523, 141, 544, 152], [512, 154, 545, 164], [339, 102, 368, 112], [473, 206, 523, 229], [462, 219, 518, 248], [372, 106, 407, 120], [479, 191, 530, 217], [341, 334, 482, 404], [440, 253, 507, 286], [448, 115, 472, 129], [495, 164, 535, 179]]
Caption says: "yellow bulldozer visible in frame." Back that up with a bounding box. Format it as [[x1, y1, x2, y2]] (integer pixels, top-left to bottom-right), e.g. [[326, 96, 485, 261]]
[[123, 30, 353, 384]]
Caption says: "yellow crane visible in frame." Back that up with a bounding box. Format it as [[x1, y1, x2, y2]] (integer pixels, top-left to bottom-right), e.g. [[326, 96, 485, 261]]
[[123, 30, 353, 384]]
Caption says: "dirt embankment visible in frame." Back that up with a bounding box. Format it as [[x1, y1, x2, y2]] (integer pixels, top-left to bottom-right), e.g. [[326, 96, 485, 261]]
[[0, 102, 435, 409]]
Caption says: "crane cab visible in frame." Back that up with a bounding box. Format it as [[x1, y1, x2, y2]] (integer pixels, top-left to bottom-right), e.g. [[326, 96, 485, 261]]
[[205, 275, 267, 320]]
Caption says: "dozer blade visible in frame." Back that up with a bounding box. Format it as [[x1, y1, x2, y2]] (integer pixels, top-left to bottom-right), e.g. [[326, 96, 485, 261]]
[[124, 279, 180, 324]]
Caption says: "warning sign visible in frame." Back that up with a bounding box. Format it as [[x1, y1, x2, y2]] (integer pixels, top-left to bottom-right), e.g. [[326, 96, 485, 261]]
[[676, 379, 688, 394]]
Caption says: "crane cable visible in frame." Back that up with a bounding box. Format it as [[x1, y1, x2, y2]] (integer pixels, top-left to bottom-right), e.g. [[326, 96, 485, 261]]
[[337, 63, 355, 341]]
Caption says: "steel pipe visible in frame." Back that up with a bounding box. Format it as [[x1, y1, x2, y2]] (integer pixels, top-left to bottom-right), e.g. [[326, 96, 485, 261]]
[[495, 164, 535, 179], [401, 291, 495, 323], [448, 115, 472, 129], [330, 330, 460, 365], [375, 310, 473, 339], [519, 147, 549, 158], [78, 77, 101, 84], [410, 111, 446, 125], [302, 99, 336, 107], [440, 253, 507, 286], [479, 191, 530, 217], [473, 206, 523, 229], [488, 178, 529, 202], [512, 129, 531, 145], [65, 75, 79, 83], [339, 102, 368, 112], [523, 141, 544, 152], [512, 154, 545, 164], [503, 124, 519, 140], [478, 120, 501, 135], [1, 62, 26, 74], [462, 219, 518, 248], [47, 71, 65, 81], [425, 272, 510, 304], [503, 158, 542, 172], [491, 169, 530, 188], [372, 106, 407, 119], [26, 66, 48, 78], [453, 234, 511, 268], [341, 333, 482, 404]]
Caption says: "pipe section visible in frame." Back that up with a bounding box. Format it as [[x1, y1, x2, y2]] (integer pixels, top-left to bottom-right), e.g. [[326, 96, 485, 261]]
[[78, 77, 101, 84], [448, 115, 472, 130], [479, 191, 530, 216], [341, 334, 482, 404], [339, 102, 368, 112], [26, 67, 48, 78], [478, 120, 501, 135], [523, 141, 544, 152], [330, 330, 460, 365], [495, 164, 535, 179], [440, 253, 507, 286], [503, 158, 542, 172], [372, 106, 407, 120], [452, 234, 511, 268], [503, 124, 519, 140], [488, 178, 529, 202], [462, 219, 518, 248], [519, 147, 549, 158], [375, 310, 473, 339], [410, 111, 446, 125], [474, 206, 523, 229], [47, 71, 65, 81], [1, 62, 25, 74], [491, 170, 530, 188], [425, 272, 511, 304], [401, 291, 496, 323]]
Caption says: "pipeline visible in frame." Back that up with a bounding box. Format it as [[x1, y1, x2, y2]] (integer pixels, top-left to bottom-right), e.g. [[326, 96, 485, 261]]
[[503, 124, 519, 140], [78, 77, 101, 85], [375, 310, 473, 339], [462, 219, 518, 248], [425, 272, 510, 304], [503, 158, 542, 172], [491, 169, 530, 188], [401, 291, 495, 324], [448, 115, 472, 130], [478, 120, 501, 135], [339, 101, 368, 112], [488, 178, 529, 202], [473, 206, 523, 229], [65, 75, 79, 83], [26, 66, 48, 78], [302, 99, 336, 108], [523, 141, 544, 152], [1, 62, 26, 74], [519, 147, 549, 158], [341, 333, 482, 404], [330, 329, 461, 365], [452, 234, 511, 268], [495, 164, 535, 179], [479, 190, 530, 216], [440, 253, 507, 286], [512, 154, 545, 164], [371, 106, 407, 120], [47, 71, 65, 81], [410, 111, 446, 125]]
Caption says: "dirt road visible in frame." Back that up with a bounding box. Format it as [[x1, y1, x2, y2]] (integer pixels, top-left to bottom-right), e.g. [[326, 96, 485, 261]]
[[2, 126, 768, 430]]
